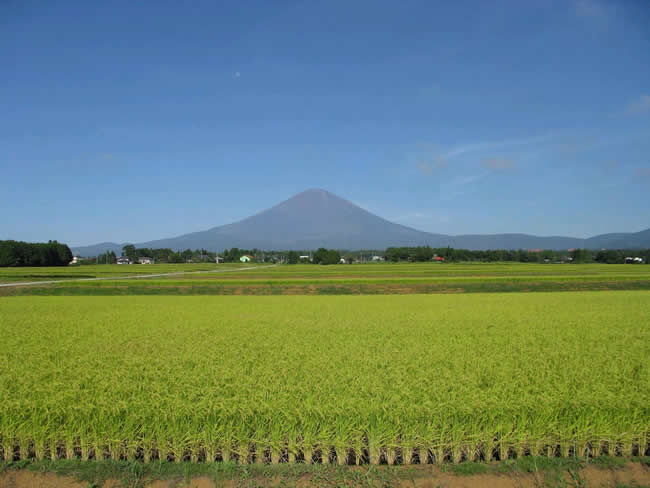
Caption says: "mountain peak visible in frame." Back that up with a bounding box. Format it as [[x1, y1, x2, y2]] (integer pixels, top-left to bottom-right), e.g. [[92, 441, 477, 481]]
[[295, 188, 334, 198]]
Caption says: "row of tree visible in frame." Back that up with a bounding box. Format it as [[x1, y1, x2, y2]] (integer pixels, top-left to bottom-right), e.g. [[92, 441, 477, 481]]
[[285, 248, 342, 264], [85, 247, 218, 264], [0, 240, 73, 267], [593, 248, 650, 264], [85, 245, 649, 265], [96, 251, 117, 264], [122, 245, 216, 263], [385, 246, 649, 263]]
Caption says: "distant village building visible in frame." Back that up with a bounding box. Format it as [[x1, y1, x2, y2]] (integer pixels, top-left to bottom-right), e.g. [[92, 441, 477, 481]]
[[70, 256, 82, 265], [299, 255, 311, 262], [138, 257, 154, 264], [116, 257, 131, 265], [433, 255, 445, 262], [215, 256, 224, 263], [371, 255, 384, 261], [240, 255, 253, 263], [625, 257, 644, 264]]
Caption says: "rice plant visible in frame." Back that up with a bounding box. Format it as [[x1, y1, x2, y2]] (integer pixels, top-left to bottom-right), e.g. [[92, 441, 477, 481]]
[[0, 292, 648, 464]]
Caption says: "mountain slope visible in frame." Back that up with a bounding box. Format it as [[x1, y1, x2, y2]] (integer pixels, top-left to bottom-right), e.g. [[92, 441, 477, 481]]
[[132, 189, 448, 251], [71, 189, 650, 255]]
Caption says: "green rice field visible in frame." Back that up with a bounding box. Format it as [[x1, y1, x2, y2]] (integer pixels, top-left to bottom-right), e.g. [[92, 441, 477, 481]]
[[2, 262, 650, 295], [1, 291, 648, 465]]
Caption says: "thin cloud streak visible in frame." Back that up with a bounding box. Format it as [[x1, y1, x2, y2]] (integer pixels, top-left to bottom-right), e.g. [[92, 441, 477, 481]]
[[445, 134, 553, 159]]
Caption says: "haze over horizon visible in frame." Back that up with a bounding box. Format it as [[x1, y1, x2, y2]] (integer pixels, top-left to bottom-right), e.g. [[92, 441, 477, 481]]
[[2, 0, 649, 246]]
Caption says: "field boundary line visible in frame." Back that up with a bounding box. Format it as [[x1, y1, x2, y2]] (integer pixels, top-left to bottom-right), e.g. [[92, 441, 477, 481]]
[[0, 264, 278, 288]]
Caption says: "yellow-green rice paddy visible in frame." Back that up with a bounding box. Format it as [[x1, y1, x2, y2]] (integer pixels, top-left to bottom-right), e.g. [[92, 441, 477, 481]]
[[1, 291, 648, 464]]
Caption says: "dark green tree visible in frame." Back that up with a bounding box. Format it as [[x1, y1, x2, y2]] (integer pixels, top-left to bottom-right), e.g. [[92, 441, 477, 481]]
[[122, 244, 137, 262], [570, 248, 591, 263], [313, 248, 341, 265]]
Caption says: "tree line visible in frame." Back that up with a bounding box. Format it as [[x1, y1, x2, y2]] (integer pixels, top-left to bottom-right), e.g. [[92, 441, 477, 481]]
[[385, 246, 649, 263], [87, 246, 218, 264], [286, 248, 342, 264], [0, 240, 73, 267], [83, 245, 649, 265]]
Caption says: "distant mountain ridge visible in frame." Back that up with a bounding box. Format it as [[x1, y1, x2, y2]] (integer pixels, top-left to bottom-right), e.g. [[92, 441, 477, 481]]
[[71, 189, 650, 255]]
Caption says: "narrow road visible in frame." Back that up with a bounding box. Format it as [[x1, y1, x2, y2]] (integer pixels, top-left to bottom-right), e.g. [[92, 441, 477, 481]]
[[0, 264, 278, 288]]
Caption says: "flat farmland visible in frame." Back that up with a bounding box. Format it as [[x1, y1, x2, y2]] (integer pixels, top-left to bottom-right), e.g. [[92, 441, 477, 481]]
[[0, 263, 256, 283], [2, 262, 650, 295], [1, 292, 648, 465]]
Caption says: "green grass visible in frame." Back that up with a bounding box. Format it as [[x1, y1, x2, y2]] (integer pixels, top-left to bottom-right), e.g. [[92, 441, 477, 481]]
[[1, 292, 648, 465], [2, 262, 649, 295]]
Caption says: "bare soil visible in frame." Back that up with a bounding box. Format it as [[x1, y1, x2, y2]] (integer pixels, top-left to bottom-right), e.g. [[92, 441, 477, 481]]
[[2, 463, 649, 488]]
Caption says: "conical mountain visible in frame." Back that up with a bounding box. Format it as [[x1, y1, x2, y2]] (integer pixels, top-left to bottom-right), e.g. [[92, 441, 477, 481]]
[[71, 189, 650, 254], [139, 188, 447, 251]]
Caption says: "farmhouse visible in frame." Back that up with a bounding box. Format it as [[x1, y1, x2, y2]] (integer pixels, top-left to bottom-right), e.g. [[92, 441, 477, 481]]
[[116, 257, 130, 265], [69, 256, 83, 265], [138, 257, 154, 264], [240, 255, 254, 263]]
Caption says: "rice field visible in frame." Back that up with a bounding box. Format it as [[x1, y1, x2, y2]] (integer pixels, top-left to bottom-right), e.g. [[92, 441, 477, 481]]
[[2, 262, 650, 295], [1, 292, 648, 465]]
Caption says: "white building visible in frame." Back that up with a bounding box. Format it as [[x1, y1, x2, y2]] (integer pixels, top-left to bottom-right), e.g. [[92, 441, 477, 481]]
[[625, 257, 644, 264], [138, 257, 154, 264]]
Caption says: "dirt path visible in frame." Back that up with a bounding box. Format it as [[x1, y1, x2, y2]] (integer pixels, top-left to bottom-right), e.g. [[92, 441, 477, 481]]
[[2, 463, 648, 488]]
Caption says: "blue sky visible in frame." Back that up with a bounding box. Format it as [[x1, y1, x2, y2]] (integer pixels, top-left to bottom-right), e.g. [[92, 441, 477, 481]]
[[1, 0, 649, 246]]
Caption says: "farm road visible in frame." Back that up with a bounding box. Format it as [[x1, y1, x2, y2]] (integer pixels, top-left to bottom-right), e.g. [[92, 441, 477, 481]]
[[0, 264, 278, 288]]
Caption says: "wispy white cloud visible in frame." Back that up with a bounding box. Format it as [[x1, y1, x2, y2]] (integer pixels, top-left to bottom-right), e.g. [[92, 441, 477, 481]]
[[444, 134, 552, 159], [482, 157, 517, 171], [626, 94, 650, 114]]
